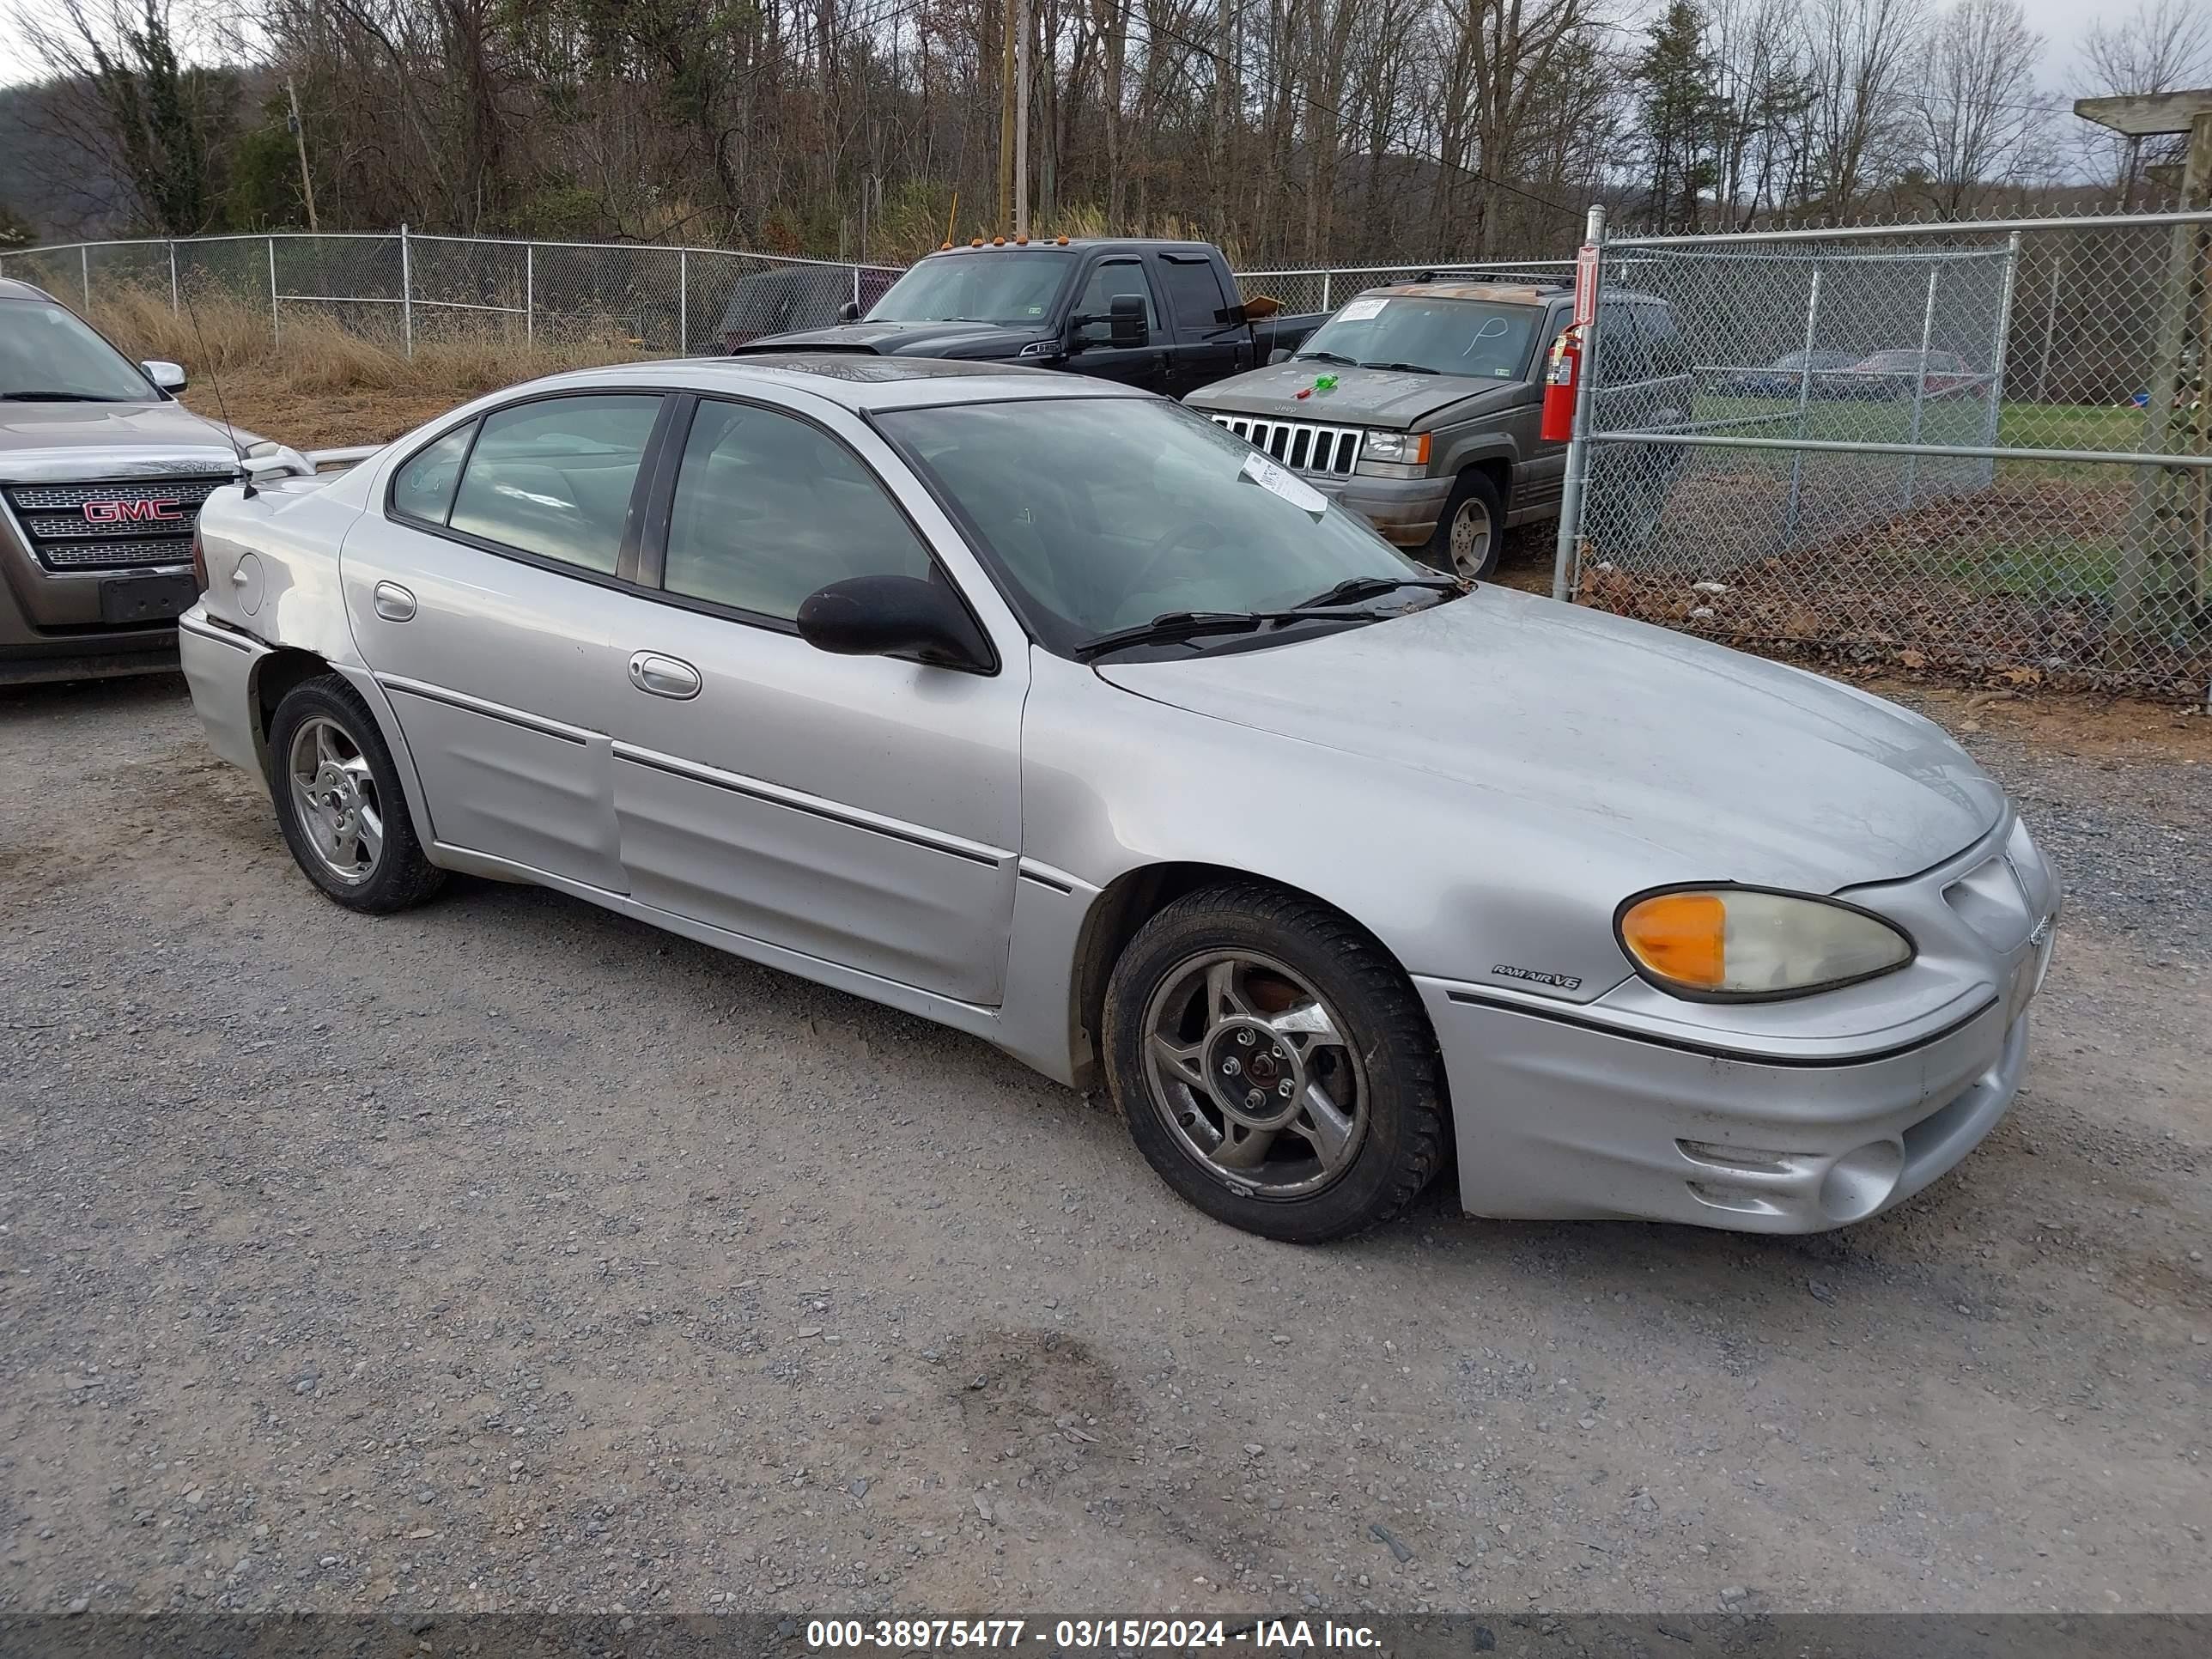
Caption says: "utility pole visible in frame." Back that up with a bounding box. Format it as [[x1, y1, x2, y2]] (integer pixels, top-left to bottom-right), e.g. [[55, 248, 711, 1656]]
[[1212, 0, 1233, 236], [1013, 0, 1030, 237], [997, 0, 1017, 234], [285, 76, 319, 233]]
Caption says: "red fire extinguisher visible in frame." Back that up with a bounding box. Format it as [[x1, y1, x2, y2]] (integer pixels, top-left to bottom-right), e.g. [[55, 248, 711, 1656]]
[[1540, 324, 1583, 442]]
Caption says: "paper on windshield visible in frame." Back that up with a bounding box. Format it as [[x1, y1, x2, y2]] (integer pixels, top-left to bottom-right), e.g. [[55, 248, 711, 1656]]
[[1239, 451, 1328, 517], [1333, 297, 1387, 322]]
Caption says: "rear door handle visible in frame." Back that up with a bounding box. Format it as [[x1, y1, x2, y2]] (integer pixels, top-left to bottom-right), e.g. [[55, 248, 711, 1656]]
[[371, 580, 416, 622], [629, 651, 702, 700]]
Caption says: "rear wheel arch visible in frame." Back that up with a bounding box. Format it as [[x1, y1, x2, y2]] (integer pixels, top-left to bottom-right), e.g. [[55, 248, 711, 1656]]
[[250, 648, 336, 777], [249, 648, 438, 854]]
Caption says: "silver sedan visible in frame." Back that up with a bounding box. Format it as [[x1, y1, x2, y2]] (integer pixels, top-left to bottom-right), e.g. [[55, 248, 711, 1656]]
[[178, 356, 2059, 1242]]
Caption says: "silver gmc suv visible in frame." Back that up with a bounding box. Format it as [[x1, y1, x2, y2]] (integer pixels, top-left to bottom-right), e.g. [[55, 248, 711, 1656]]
[[0, 277, 319, 684], [1186, 278, 1691, 580]]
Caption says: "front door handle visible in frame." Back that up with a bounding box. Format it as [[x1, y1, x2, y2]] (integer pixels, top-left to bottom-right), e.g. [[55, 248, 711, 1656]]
[[371, 580, 416, 622], [629, 651, 702, 700]]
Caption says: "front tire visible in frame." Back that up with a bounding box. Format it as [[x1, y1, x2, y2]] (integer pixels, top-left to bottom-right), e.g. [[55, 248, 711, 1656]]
[[1102, 883, 1446, 1243], [1424, 470, 1504, 581], [267, 674, 444, 914]]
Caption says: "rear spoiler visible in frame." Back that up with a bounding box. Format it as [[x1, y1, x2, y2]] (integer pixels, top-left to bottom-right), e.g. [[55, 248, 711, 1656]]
[[299, 445, 381, 473]]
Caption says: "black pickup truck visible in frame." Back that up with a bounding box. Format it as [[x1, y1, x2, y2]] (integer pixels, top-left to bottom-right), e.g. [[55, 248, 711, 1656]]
[[732, 238, 1324, 399]]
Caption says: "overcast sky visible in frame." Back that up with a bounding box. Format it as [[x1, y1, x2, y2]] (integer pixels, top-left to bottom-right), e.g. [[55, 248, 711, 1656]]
[[0, 0, 2136, 114]]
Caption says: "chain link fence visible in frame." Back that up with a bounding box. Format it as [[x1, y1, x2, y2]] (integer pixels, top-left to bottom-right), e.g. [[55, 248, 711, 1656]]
[[0, 231, 906, 357], [9, 219, 2209, 697], [0, 232, 1577, 349], [1568, 211, 2212, 699]]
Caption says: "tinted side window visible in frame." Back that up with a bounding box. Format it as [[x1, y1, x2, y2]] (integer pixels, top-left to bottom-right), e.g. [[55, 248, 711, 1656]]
[[447, 394, 660, 574], [1635, 305, 1690, 377], [1155, 256, 1229, 333], [1593, 301, 1644, 383], [1073, 260, 1158, 344], [391, 423, 474, 524], [662, 400, 933, 621]]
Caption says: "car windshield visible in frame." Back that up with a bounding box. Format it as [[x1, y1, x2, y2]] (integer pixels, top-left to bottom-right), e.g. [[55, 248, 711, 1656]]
[[878, 397, 1436, 656], [1296, 296, 1539, 380], [866, 251, 1074, 326], [1858, 351, 1928, 369], [1, 301, 160, 401]]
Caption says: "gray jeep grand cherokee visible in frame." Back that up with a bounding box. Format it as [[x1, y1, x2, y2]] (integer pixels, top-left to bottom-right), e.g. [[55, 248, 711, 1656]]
[[1186, 278, 1690, 579], [0, 277, 319, 684]]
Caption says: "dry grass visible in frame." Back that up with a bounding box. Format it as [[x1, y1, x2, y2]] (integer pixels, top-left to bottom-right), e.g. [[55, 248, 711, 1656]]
[[88, 287, 647, 449]]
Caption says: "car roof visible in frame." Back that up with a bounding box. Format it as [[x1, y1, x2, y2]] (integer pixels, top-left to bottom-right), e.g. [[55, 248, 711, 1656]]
[[0, 277, 60, 304], [525, 353, 1152, 413], [1355, 279, 1668, 307], [919, 237, 1215, 256]]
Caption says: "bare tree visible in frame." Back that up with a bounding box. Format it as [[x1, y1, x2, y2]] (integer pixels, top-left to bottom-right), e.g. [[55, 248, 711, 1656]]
[[1906, 0, 2055, 217], [2077, 0, 2212, 205], [1802, 0, 1928, 216]]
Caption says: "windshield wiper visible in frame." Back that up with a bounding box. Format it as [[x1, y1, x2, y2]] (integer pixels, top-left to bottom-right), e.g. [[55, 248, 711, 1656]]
[[1295, 574, 1462, 609], [1360, 361, 1441, 374], [1073, 611, 1276, 661], [1293, 349, 1358, 368], [1076, 586, 1452, 662], [0, 390, 131, 402]]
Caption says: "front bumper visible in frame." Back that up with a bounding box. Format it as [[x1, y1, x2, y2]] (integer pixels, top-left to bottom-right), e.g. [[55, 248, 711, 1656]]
[[1415, 941, 2048, 1231], [1308, 472, 1454, 549]]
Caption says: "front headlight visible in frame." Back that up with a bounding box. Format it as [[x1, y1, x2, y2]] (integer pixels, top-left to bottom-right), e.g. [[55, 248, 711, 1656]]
[[1358, 430, 1431, 465], [1615, 887, 1912, 1000]]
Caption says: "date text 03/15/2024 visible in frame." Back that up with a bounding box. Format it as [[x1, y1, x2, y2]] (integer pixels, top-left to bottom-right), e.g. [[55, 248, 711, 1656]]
[[805, 1619, 1385, 1650]]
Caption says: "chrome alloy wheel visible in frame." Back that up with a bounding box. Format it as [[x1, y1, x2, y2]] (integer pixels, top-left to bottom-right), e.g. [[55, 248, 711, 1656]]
[[1447, 494, 1493, 578], [287, 714, 385, 884], [1140, 951, 1370, 1198]]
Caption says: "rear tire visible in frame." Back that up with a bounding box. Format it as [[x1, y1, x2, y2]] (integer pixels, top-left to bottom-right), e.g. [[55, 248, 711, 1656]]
[[1424, 470, 1504, 581], [1102, 882, 1446, 1243], [267, 674, 444, 914]]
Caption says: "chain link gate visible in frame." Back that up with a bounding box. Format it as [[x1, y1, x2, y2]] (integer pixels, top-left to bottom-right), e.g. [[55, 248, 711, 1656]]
[[1563, 212, 2212, 700]]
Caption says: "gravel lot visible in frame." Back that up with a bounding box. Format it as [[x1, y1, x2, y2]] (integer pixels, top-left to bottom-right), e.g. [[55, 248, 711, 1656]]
[[2, 675, 2206, 1620]]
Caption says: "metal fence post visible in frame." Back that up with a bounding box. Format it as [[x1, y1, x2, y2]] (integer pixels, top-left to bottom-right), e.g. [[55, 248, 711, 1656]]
[[1899, 263, 1942, 509], [167, 240, 179, 314], [1784, 264, 1825, 540], [1552, 204, 1607, 601], [526, 243, 534, 347], [1321, 270, 1331, 311], [852, 262, 862, 310], [1976, 232, 2022, 487], [81, 244, 90, 309], [679, 248, 689, 353], [269, 236, 281, 347], [400, 223, 414, 358], [2034, 235, 2063, 401]]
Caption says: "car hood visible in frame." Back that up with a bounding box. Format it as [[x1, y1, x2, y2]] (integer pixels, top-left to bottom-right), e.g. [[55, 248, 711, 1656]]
[[0, 398, 263, 483], [1186, 361, 1526, 428], [1097, 586, 2003, 891], [737, 319, 1050, 359]]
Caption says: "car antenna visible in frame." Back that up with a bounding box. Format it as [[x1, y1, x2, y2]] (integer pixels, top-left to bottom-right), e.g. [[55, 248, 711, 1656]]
[[176, 282, 258, 499]]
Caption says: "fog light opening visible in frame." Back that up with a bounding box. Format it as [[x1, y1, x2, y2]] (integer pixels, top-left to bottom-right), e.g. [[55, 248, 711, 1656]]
[[1819, 1140, 1904, 1223]]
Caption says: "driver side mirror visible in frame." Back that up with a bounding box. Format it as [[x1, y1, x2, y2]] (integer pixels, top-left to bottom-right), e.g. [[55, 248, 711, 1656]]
[[1267, 347, 1292, 366], [795, 574, 994, 673], [1109, 294, 1149, 349], [143, 359, 187, 392], [836, 300, 862, 323]]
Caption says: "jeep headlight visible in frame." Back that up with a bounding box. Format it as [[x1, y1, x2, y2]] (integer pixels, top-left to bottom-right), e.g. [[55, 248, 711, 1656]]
[[1616, 887, 1912, 1000], [1358, 430, 1430, 465]]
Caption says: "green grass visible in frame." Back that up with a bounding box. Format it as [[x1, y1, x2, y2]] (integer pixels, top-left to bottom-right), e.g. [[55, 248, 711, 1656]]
[[1678, 393, 2154, 485]]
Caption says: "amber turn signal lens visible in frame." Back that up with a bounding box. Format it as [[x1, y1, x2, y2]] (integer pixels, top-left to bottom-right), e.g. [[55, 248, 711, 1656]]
[[1620, 892, 1727, 989]]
